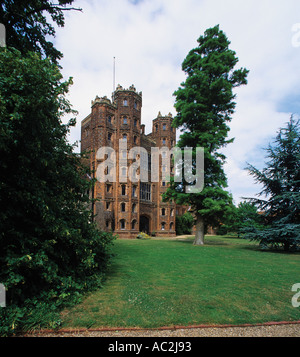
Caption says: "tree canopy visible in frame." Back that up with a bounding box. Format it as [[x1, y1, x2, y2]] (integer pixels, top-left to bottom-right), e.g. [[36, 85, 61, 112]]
[[0, 0, 82, 64], [244, 116, 300, 251]]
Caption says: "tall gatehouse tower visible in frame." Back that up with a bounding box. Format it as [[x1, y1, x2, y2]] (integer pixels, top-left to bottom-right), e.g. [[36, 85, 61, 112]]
[[81, 84, 177, 238]]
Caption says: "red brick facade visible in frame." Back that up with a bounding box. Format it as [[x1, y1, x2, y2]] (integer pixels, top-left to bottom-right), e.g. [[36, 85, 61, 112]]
[[81, 84, 179, 238]]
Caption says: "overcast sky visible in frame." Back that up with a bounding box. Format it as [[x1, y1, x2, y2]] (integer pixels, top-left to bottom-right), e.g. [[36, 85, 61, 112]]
[[54, 0, 300, 205]]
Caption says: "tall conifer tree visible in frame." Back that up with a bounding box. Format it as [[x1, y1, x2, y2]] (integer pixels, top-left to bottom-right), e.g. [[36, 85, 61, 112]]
[[165, 25, 249, 245]]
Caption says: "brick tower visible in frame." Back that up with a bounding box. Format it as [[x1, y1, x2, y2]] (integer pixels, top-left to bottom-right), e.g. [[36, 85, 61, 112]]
[[81, 84, 177, 238]]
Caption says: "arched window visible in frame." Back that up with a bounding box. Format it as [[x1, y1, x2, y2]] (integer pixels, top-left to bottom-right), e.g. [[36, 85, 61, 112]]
[[120, 219, 126, 230], [132, 220, 137, 230], [161, 222, 166, 231], [121, 185, 126, 196]]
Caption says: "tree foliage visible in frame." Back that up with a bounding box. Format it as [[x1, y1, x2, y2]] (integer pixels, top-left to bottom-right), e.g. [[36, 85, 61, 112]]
[[176, 212, 194, 236], [0, 0, 82, 64], [0, 2, 115, 335], [219, 201, 264, 236], [0, 49, 114, 332], [244, 116, 300, 251], [165, 25, 249, 245]]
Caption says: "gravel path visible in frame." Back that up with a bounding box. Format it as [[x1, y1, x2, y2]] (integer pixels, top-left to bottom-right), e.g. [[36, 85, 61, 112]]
[[24, 323, 300, 337]]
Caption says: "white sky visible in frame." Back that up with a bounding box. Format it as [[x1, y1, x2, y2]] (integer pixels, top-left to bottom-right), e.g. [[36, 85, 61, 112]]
[[54, 0, 300, 205]]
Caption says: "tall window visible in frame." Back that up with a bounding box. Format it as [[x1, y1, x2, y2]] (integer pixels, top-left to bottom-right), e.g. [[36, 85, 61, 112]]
[[120, 219, 126, 230], [140, 183, 151, 201], [123, 99, 128, 106], [132, 203, 136, 213], [132, 220, 137, 229], [132, 185, 136, 197], [121, 202, 126, 212], [121, 185, 126, 196], [108, 133, 112, 141], [123, 116, 128, 124], [162, 138, 166, 145], [162, 208, 166, 216], [163, 124, 166, 130], [161, 222, 165, 231]]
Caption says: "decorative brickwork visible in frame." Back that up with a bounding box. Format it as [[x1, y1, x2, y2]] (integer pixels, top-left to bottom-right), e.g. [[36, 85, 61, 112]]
[[81, 84, 181, 238]]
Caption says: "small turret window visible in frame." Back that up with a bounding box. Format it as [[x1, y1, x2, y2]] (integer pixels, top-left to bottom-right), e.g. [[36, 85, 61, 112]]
[[123, 99, 128, 106]]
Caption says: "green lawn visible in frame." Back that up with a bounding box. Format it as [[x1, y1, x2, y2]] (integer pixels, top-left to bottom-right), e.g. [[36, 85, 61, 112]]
[[62, 236, 300, 329]]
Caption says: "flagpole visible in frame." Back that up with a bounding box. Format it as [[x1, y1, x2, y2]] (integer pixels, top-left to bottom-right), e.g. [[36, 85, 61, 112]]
[[113, 56, 116, 92]]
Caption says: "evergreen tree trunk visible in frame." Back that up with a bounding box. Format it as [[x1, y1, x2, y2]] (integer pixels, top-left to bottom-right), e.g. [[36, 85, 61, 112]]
[[193, 214, 205, 245]]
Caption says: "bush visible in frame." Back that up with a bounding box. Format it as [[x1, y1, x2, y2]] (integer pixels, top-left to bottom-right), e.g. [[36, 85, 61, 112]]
[[137, 232, 151, 240], [176, 212, 194, 235]]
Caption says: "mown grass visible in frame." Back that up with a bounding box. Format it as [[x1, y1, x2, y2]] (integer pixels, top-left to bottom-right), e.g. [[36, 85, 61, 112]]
[[61, 236, 300, 329]]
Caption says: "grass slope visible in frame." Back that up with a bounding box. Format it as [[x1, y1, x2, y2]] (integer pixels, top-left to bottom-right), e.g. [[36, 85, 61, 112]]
[[62, 236, 300, 329]]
